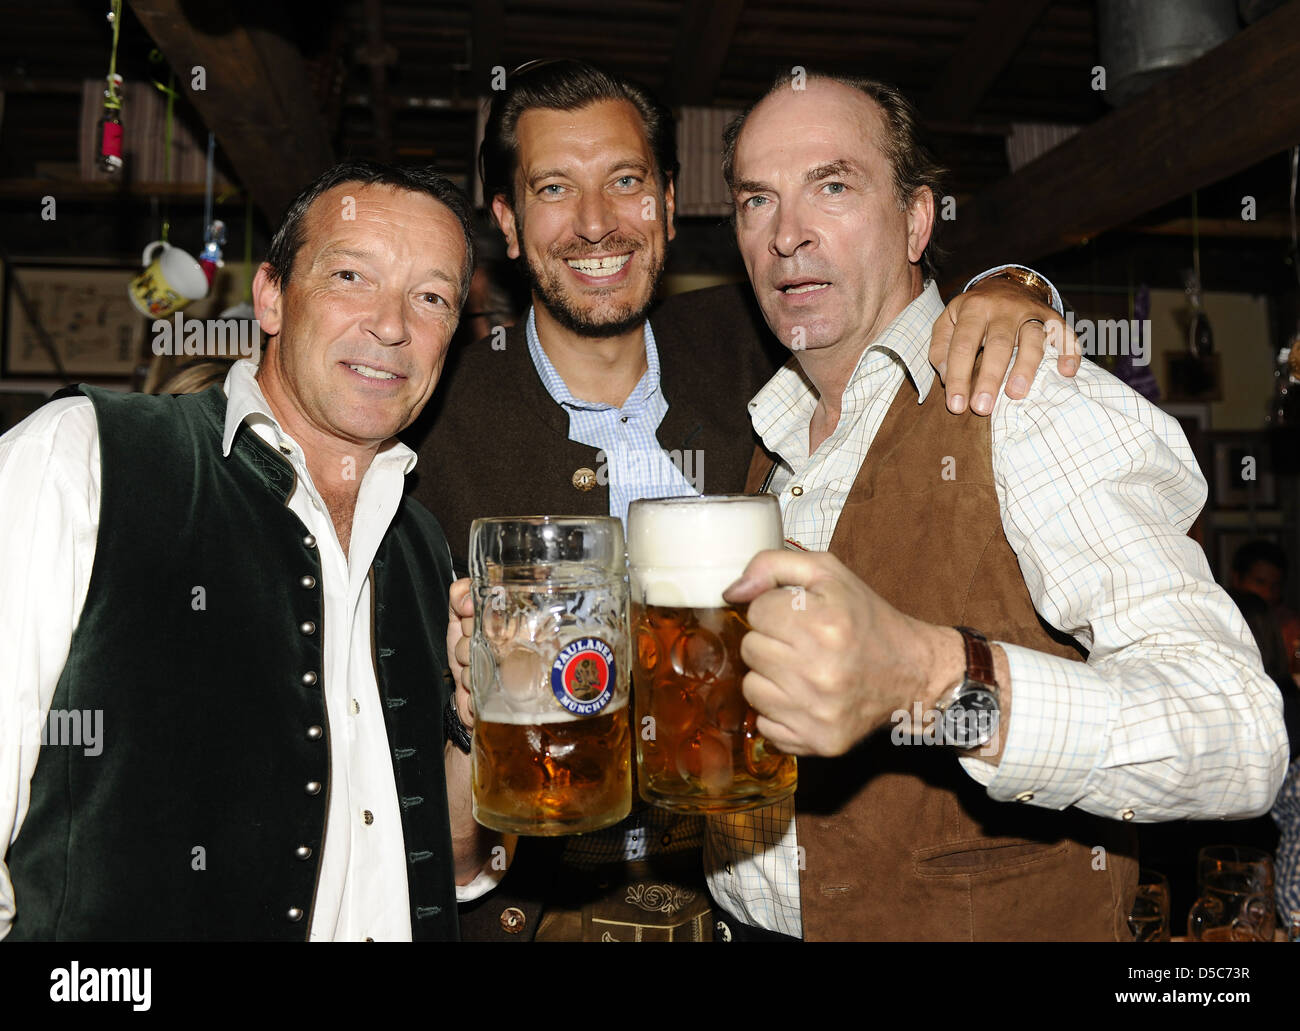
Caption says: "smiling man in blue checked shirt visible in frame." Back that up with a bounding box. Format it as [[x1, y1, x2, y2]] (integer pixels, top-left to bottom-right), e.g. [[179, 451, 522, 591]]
[[420, 59, 1082, 941]]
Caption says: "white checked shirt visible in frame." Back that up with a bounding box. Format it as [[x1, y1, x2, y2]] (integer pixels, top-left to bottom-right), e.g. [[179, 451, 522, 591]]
[[0, 361, 493, 941], [705, 282, 1288, 937]]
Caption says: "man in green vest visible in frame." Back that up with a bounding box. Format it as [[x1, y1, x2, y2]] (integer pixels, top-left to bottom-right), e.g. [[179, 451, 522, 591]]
[[711, 71, 1289, 940], [0, 161, 497, 940]]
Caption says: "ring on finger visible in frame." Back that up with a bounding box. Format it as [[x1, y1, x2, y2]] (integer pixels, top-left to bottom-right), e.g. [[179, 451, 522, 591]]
[[1016, 317, 1047, 345]]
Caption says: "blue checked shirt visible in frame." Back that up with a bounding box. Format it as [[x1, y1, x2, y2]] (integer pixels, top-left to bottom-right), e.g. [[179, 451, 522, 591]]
[[525, 308, 697, 523], [525, 307, 702, 865], [706, 281, 1288, 937]]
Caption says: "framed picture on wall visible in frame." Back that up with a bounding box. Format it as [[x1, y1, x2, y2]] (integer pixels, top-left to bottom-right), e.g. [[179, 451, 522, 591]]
[[1210, 431, 1277, 509], [3, 263, 147, 378]]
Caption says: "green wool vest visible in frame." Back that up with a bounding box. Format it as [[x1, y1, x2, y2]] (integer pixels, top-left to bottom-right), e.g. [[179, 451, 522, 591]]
[[5, 385, 458, 941]]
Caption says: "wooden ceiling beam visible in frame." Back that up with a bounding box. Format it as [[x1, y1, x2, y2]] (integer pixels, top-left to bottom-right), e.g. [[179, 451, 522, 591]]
[[1123, 216, 1295, 240], [126, 0, 334, 222], [925, 0, 1051, 121], [666, 1, 746, 106], [939, 1, 1300, 289]]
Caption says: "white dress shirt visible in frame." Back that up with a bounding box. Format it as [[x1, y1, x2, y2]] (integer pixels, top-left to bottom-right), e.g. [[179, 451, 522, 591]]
[[705, 282, 1288, 937], [0, 360, 482, 941]]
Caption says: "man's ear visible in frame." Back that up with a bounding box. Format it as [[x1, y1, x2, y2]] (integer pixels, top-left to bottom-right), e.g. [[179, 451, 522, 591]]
[[491, 195, 521, 259], [251, 263, 283, 338], [905, 188, 936, 268], [663, 174, 677, 243]]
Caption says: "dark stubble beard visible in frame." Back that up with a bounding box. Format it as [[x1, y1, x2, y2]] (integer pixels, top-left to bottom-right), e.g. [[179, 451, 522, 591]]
[[518, 224, 668, 338]]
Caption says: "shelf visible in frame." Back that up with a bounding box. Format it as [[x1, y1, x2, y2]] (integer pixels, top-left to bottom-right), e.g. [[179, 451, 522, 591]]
[[0, 179, 243, 203]]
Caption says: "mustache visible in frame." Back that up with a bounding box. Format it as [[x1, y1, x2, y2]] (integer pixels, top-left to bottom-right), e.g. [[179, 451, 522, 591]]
[[548, 234, 644, 260]]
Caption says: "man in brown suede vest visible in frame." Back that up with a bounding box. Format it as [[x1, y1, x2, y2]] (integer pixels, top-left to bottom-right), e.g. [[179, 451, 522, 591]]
[[710, 72, 1287, 941]]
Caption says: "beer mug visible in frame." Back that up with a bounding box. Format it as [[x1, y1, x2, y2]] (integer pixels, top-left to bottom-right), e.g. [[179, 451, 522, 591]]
[[627, 494, 797, 813], [468, 516, 631, 835], [1187, 845, 1276, 941], [128, 241, 210, 318]]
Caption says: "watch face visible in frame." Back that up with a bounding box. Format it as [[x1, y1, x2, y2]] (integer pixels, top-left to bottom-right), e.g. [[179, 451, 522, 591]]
[[943, 687, 1000, 749]]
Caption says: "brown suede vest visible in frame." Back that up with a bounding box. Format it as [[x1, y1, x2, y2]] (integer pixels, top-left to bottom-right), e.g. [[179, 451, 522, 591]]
[[744, 373, 1138, 941]]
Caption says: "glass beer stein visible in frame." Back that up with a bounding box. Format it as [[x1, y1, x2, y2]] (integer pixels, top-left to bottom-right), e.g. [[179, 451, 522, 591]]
[[1128, 869, 1171, 942], [1187, 845, 1276, 942], [627, 494, 797, 813], [468, 516, 632, 835]]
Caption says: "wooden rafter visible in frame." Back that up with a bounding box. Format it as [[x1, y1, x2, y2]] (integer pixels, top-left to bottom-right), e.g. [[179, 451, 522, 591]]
[[666, 0, 746, 106], [126, 0, 334, 222], [925, 0, 1051, 121], [939, 1, 1300, 289]]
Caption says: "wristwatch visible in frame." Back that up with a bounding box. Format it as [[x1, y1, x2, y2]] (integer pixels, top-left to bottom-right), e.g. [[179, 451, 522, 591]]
[[981, 266, 1054, 309], [935, 626, 1000, 750], [444, 671, 472, 755]]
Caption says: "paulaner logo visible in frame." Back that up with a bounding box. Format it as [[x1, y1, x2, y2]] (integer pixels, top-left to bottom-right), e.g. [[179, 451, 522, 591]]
[[50, 963, 151, 1011], [152, 313, 261, 359], [1046, 313, 1152, 366], [551, 637, 616, 716]]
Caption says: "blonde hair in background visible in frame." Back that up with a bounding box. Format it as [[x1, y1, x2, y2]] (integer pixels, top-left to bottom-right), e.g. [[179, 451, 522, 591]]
[[153, 359, 237, 396]]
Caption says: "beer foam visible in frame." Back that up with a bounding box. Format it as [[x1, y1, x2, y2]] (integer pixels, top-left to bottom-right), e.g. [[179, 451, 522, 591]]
[[627, 496, 781, 608]]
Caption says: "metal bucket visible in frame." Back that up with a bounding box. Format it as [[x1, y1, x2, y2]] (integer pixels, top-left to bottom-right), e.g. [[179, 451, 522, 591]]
[[1099, 0, 1239, 106]]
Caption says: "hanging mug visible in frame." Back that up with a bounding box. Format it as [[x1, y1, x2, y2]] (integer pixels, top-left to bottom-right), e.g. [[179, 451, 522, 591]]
[[129, 241, 210, 318]]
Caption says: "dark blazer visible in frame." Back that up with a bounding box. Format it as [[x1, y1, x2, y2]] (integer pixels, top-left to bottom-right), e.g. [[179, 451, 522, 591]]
[[407, 282, 785, 575], [404, 283, 784, 940]]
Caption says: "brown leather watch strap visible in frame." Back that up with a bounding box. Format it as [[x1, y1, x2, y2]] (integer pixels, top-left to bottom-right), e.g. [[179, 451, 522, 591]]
[[954, 626, 996, 688]]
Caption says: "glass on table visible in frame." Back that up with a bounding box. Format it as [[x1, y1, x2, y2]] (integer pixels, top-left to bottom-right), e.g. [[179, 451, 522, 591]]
[[1129, 868, 1171, 942], [1187, 845, 1276, 942]]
